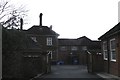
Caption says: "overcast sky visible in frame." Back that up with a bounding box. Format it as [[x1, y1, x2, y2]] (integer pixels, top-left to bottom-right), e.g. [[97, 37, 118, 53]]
[[11, 0, 119, 40]]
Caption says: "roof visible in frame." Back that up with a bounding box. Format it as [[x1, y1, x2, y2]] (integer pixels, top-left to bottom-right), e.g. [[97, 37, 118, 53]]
[[98, 22, 120, 40], [26, 25, 59, 36], [58, 36, 101, 50], [58, 36, 92, 46], [88, 41, 101, 50], [77, 36, 92, 45], [58, 39, 78, 46], [2, 28, 42, 52], [24, 36, 41, 50]]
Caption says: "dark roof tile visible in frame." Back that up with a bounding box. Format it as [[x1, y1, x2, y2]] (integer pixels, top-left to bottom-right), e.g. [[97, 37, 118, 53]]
[[99, 22, 120, 40], [58, 36, 92, 46], [58, 39, 78, 46], [26, 25, 59, 36]]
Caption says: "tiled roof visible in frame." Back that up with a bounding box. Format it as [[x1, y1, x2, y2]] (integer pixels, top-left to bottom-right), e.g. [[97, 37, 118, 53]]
[[58, 36, 92, 46], [2, 28, 41, 52], [25, 36, 41, 49], [17, 31, 42, 52], [88, 41, 101, 50], [77, 36, 92, 45], [58, 36, 101, 50], [99, 22, 120, 40], [26, 25, 59, 36], [58, 39, 78, 46], [22, 36, 42, 52]]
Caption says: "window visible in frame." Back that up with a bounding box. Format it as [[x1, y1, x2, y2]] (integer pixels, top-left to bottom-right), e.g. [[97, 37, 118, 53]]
[[47, 37, 52, 46], [110, 38, 116, 62], [71, 46, 78, 51], [31, 37, 37, 42], [103, 41, 108, 60], [82, 46, 87, 51], [60, 46, 67, 51]]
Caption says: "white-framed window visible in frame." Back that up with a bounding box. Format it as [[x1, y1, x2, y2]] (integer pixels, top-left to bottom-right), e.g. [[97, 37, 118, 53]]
[[103, 41, 108, 60], [71, 46, 78, 51], [47, 37, 52, 46], [31, 37, 37, 42], [110, 38, 116, 62]]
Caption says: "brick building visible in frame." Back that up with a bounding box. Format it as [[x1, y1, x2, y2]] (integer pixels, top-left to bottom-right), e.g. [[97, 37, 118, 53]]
[[25, 13, 59, 64], [98, 22, 120, 76], [58, 36, 101, 65], [2, 13, 59, 79]]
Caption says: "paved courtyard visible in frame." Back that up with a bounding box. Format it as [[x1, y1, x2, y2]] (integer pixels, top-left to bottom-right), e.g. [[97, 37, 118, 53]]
[[33, 65, 104, 80]]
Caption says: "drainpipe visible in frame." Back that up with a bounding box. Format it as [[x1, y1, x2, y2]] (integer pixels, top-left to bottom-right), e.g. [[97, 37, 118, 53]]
[[0, 24, 2, 79]]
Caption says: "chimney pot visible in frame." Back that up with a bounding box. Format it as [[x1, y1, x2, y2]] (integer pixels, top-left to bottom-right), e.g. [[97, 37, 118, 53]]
[[39, 13, 43, 26], [50, 25, 52, 29], [20, 18, 23, 30]]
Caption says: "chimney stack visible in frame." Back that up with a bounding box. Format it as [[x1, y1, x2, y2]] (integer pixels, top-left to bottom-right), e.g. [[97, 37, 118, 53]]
[[20, 18, 23, 30], [50, 25, 52, 29], [39, 13, 43, 26]]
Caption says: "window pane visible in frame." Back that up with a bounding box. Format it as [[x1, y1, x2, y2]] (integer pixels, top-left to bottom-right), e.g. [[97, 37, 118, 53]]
[[82, 46, 87, 51], [47, 37, 52, 46], [110, 39, 116, 61], [103, 41, 107, 50], [111, 40, 115, 49], [111, 51, 116, 60], [60, 46, 67, 51], [103, 41, 108, 60], [105, 51, 107, 58], [71, 46, 78, 51]]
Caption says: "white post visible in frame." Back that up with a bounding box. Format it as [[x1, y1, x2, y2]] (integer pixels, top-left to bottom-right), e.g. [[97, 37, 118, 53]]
[[0, 24, 2, 79], [118, 1, 120, 22]]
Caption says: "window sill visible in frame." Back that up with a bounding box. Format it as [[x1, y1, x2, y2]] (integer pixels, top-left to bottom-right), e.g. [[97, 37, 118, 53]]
[[104, 58, 108, 60], [110, 60, 116, 62]]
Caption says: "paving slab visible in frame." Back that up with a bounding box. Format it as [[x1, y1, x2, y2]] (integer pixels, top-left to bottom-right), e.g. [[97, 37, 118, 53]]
[[96, 72, 120, 80], [32, 65, 105, 80]]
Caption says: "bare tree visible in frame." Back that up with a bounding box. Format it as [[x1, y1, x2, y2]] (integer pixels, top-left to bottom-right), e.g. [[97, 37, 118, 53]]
[[0, 0, 28, 29]]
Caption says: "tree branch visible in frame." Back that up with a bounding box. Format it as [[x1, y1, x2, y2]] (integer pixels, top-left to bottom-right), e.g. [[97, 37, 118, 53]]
[[0, 1, 8, 15], [0, 0, 28, 28]]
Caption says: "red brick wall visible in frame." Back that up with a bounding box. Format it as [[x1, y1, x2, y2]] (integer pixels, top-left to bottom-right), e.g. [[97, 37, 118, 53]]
[[27, 34, 58, 62], [103, 60, 108, 72], [109, 36, 119, 76], [102, 35, 120, 76], [117, 33, 120, 76], [58, 45, 80, 65], [109, 61, 118, 76]]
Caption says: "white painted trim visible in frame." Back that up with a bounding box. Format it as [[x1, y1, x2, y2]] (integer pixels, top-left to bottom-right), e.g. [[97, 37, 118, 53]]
[[103, 41, 108, 60], [110, 38, 116, 62], [0, 24, 2, 79], [111, 59, 116, 62], [47, 37, 52, 46]]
